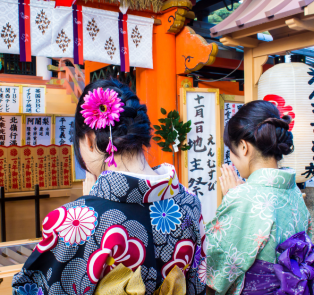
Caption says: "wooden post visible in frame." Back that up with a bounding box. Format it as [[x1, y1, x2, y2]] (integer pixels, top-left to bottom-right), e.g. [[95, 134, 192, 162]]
[[136, 11, 177, 168], [244, 48, 257, 103], [0, 187, 5, 242], [34, 185, 41, 239]]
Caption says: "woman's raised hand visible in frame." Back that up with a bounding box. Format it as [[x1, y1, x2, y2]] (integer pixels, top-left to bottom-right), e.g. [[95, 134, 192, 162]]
[[219, 164, 244, 196], [83, 172, 97, 195]]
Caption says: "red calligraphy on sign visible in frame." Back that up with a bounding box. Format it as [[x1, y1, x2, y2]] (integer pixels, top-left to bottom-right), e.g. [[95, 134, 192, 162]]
[[11, 157, 18, 189], [25, 157, 32, 189], [51, 156, 58, 187]]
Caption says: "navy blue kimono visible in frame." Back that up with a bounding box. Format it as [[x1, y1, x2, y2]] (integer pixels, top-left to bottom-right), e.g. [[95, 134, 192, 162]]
[[12, 164, 206, 295]]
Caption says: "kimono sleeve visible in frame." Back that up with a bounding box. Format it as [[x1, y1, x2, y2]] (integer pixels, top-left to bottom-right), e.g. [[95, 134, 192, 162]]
[[12, 204, 98, 295], [12, 206, 68, 294], [205, 185, 274, 295]]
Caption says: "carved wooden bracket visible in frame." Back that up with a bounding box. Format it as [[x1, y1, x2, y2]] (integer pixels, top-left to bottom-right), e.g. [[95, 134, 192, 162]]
[[286, 17, 314, 31], [176, 26, 218, 74], [254, 55, 268, 85], [161, 0, 193, 34]]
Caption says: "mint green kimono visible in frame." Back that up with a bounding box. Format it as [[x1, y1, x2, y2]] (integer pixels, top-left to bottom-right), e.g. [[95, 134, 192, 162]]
[[205, 168, 312, 295]]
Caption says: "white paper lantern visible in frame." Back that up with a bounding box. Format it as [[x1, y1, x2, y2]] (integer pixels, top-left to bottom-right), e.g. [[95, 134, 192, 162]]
[[258, 62, 314, 183]]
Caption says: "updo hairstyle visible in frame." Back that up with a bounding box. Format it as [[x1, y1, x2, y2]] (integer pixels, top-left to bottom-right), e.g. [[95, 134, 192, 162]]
[[74, 78, 152, 171], [223, 100, 294, 161]]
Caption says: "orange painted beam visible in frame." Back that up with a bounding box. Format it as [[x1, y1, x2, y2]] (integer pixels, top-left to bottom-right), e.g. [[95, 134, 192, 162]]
[[210, 57, 244, 71], [210, 56, 273, 72], [198, 81, 244, 96], [85, 61, 110, 85]]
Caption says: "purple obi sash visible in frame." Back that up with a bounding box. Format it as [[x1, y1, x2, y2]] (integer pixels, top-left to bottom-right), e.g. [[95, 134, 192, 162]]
[[242, 232, 314, 295]]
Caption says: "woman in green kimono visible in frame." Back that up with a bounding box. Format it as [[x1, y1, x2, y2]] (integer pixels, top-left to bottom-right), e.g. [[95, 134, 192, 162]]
[[206, 100, 313, 295]]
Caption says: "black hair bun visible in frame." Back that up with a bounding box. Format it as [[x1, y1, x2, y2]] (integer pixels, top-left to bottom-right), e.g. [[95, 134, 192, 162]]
[[223, 100, 294, 162], [254, 116, 294, 161]]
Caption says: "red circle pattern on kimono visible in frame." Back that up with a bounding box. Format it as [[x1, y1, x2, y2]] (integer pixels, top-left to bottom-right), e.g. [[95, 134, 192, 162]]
[[36, 207, 67, 253], [161, 239, 195, 279], [143, 168, 179, 203], [87, 225, 146, 284]]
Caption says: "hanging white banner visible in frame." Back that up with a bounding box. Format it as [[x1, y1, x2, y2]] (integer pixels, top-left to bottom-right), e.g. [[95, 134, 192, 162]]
[[52, 6, 73, 58], [127, 15, 153, 69], [83, 7, 120, 65], [30, 0, 54, 57], [0, 0, 154, 68], [0, 0, 19, 55]]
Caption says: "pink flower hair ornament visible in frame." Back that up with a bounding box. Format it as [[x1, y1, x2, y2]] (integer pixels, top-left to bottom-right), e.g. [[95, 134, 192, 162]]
[[81, 87, 124, 167]]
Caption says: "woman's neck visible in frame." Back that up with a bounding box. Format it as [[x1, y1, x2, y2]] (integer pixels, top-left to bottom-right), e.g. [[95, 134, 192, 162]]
[[105, 152, 158, 176], [249, 157, 278, 176]]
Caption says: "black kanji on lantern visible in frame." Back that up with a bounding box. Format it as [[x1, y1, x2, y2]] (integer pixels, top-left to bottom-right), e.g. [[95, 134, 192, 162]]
[[308, 68, 314, 100], [302, 163, 314, 178]]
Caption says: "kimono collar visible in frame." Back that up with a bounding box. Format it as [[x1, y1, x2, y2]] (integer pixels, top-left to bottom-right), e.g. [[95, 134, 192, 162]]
[[89, 163, 181, 204], [246, 168, 296, 189]]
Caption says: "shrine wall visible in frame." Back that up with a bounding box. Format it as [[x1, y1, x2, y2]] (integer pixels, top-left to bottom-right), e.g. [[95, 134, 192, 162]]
[[1, 183, 82, 241], [0, 80, 81, 242]]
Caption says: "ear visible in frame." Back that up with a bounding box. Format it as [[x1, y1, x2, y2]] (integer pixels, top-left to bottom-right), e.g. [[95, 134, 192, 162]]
[[239, 140, 249, 157], [84, 132, 95, 151]]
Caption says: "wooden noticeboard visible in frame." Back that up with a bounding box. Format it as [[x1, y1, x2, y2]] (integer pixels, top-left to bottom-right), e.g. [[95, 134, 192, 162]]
[[54, 115, 86, 182], [220, 95, 244, 172], [180, 88, 221, 224], [0, 145, 72, 192], [25, 114, 53, 146], [0, 114, 22, 146]]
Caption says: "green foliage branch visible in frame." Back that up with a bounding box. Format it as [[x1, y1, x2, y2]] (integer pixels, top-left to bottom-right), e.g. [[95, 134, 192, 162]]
[[152, 108, 192, 153]]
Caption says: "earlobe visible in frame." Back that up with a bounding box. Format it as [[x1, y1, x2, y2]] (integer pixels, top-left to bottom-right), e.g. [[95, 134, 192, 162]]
[[243, 144, 248, 156], [85, 134, 94, 152], [241, 140, 248, 156]]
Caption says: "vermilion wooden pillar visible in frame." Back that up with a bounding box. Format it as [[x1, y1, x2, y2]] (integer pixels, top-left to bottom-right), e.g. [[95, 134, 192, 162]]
[[136, 11, 177, 168]]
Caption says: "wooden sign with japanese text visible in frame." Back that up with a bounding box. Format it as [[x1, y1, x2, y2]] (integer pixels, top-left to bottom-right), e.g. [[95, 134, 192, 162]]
[[55, 116, 75, 146], [22, 86, 45, 114], [221, 95, 244, 176], [59, 145, 72, 188], [34, 146, 49, 190], [54, 115, 86, 182], [0, 86, 19, 113], [0, 114, 22, 146], [21, 146, 35, 191], [7, 147, 22, 192], [0, 147, 8, 191], [47, 146, 60, 190], [25, 115, 52, 146], [0, 145, 72, 192], [180, 88, 221, 223]]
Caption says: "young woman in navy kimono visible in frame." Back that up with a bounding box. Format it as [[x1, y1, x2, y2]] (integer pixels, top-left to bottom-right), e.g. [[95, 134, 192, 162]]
[[12, 79, 206, 295]]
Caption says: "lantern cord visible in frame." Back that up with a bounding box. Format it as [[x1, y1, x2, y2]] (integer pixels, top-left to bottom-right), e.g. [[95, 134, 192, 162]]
[[194, 58, 244, 83]]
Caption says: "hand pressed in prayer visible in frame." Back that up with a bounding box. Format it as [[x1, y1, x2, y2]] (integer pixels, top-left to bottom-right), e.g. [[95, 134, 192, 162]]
[[219, 164, 244, 196], [83, 172, 97, 195]]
